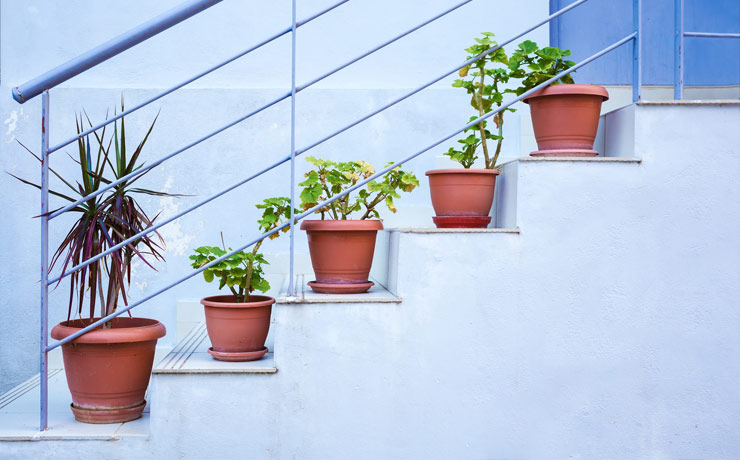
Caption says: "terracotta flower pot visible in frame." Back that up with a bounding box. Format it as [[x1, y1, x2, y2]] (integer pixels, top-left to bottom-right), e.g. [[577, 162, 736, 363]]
[[50, 317, 166, 424], [425, 168, 500, 228], [300, 219, 383, 294], [523, 84, 609, 157], [201, 295, 274, 362]]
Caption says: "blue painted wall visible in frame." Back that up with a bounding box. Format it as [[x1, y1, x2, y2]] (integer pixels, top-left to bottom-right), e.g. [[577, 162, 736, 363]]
[[551, 0, 740, 86]]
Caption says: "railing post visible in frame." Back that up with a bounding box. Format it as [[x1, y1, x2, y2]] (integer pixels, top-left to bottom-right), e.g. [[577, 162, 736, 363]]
[[288, 0, 297, 297], [632, 0, 642, 102], [39, 90, 50, 431], [674, 0, 684, 99]]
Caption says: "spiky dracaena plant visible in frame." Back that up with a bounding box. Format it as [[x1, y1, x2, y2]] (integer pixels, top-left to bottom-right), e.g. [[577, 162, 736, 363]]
[[11, 101, 176, 323]]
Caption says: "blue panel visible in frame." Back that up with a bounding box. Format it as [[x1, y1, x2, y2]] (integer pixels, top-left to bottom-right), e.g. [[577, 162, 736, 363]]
[[553, 0, 739, 86]]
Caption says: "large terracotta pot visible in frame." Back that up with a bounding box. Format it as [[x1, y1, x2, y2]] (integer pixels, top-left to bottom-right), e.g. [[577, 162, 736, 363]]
[[523, 84, 609, 157], [201, 295, 274, 362], [425, 168, 499, 228], [50, 317, 166, 424], [300, 219, 383, 294]]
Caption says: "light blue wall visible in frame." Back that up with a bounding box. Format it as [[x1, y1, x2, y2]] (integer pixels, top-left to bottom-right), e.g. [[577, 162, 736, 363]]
[[551, 0, 740, 86]]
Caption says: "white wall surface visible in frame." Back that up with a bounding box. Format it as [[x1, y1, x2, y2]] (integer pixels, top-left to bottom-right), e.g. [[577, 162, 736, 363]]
[[4, 102, 737, 459], [0, 0, 550, 392]]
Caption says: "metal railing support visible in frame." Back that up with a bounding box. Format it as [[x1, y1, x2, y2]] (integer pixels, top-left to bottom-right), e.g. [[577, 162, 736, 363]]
[[39, 91, 50, 431], [289, 0, 298, 298], [684, 32, 740, 38], [46, 31, 636, 352], [12, 0, 223, 104], [632, 0, 642, 102], [674, 0, 685, 99]]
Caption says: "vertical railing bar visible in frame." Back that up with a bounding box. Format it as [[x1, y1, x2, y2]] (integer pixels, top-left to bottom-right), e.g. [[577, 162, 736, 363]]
[[39, 90, 50, 432], [632, 0, 642, 102], [288, 0, 297, 297], [674, 0, 684, 100]]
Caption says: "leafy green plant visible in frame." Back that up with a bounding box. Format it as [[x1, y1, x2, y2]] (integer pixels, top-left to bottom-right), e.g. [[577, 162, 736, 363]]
[[509, 40, 576, 94], [189, 197, 298, 303], [10, 100, 174, 322], [298, 156, 418, 220], [448, 32, 517, 169]]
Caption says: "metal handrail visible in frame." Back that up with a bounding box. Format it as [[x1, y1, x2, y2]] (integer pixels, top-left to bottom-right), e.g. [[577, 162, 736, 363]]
[[47, 30, 637, 351], [45, 0, 472, 220], [674, 0, 740, 99], [12, 0, 223, 103], [46, 0, 351, 154], [24, 0, 646, 431]]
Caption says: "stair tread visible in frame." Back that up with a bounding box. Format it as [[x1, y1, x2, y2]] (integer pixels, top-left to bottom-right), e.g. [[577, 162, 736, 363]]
[[153, 323, 277, 374], [278, 274, 402, 304]]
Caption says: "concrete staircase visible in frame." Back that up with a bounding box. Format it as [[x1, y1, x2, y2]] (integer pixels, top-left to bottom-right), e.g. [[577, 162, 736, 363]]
[[1, 100, 738, 459]]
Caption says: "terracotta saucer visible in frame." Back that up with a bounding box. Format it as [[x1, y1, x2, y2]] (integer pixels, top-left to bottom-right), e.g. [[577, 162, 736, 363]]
[[530, 149, 598, 157], [307, 281, 374, 294], [71, 400, 146, 424], [432, 215, 491, 229], [208, 346, 268, 362]]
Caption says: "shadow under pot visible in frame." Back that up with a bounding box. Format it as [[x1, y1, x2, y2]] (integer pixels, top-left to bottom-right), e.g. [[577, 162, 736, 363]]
[[425, 168, 500, 228], [523, 83, 609, 157], [300, 219, 383, 294], [50, 317, 166, 424], [201, 294, 274, 362]]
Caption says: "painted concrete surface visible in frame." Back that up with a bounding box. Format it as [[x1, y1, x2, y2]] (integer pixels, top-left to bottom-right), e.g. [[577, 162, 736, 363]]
[[2, 103, 731, 459]]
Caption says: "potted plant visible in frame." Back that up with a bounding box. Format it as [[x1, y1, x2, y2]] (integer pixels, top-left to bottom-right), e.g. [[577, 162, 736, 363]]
[[427, 32, 515, 228], [189, 197, 296, 361], [11, 103, 172, 424], [509, 40, 609, 156], [299, 156, 418, 294]]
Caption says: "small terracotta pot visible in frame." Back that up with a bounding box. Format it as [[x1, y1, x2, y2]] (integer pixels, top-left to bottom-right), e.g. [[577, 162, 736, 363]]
[[523, 84, 609, 157], [425, 168, 499, 228], [50, 317, 166, 424], [300, 219, 383, 294], [201, 295, 274, 362]]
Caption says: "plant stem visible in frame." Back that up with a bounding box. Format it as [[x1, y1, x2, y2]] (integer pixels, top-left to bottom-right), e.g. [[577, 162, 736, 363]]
[[491, 109, 504, 169], [243, 238, 264, 303], [475, 71, 491, 169]]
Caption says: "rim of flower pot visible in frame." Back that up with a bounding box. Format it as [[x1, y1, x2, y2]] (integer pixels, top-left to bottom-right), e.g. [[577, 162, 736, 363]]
[[50, 317, 166, 344], [522, 83, 609, 103], [425, 168, 500, 176], [200, 295, 276, 309], [299, 219, 384, 231]]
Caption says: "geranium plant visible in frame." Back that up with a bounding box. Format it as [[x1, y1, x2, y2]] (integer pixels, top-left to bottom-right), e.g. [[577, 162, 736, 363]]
[[298, 156, 419, 220], [508, 40, 576, 94], [447, 32, 516, 170], [189, 197, 297, 302], [11, 102, 173, 323]]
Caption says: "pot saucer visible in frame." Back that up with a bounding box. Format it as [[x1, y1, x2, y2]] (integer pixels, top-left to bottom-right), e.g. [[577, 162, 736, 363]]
[[432, 215, 491, 229], [71, 400, 146, 424], [530, 149, 598, 157], [307, 281, 374, 294], [208, 346, 268, 362]]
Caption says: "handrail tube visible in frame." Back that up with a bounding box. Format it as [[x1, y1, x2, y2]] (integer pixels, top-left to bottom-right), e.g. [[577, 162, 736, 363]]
[[47, 0, 351, 154], [683, 32, 740, 38], [47, 154, 292, 286], [12, 0, 223, 104], [296, 0, 593, 155], [46, 0, 480, 219], [48, 32, 635, 350], [47, 92, 290, 219], [288, 0, 298, 297], [296, 0, 473, 91], [46, 0, 599, 272]]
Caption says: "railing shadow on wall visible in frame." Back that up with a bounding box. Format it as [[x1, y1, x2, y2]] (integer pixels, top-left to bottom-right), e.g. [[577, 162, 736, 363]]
[[13, 0, 647, 430]]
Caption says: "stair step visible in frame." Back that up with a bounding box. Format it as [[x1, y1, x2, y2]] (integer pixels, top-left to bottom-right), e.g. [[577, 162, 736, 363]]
[[153, 323, 277, 374], [277, 274, 401, 304]]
